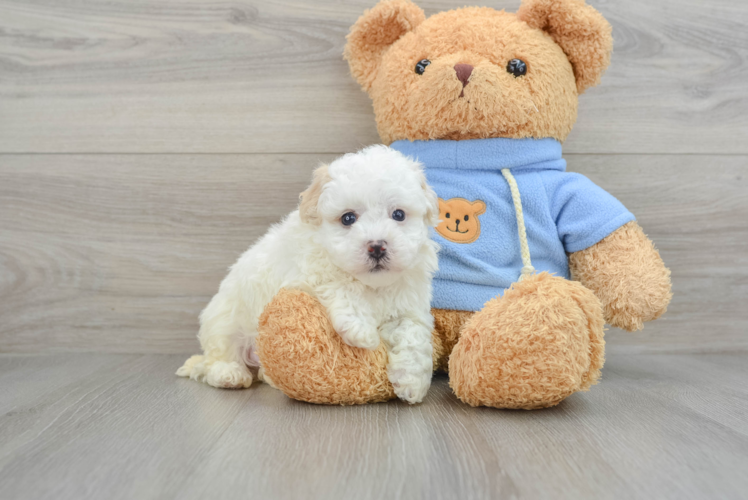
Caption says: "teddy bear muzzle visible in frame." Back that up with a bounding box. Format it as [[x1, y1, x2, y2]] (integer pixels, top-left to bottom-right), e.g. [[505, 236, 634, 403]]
[[454, 63, 473, 97]]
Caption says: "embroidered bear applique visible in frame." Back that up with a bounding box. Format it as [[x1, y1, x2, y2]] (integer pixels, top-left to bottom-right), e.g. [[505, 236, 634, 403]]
[[436, 198, 486, 244]]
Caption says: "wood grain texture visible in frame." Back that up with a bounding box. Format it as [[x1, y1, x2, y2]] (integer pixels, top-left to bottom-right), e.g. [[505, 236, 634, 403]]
[[0, 153, 320, 353], [0, 352, 746, 500], [1, 2, 746, 497], [1, 0, 747, 154], [1, 153, 746, 354]]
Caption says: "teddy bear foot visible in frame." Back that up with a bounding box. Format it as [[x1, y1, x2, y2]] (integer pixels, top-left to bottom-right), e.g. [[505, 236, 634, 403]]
[[448, 272, 605, 410], [256, 289, 395, 405]]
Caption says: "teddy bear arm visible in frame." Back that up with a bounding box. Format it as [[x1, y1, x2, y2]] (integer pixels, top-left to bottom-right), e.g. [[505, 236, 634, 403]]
[[256, 289, 394, 404], [568, 221, 672, 332]]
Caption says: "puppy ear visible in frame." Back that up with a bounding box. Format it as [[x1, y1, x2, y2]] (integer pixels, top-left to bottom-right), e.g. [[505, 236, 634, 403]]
[[517, 0, 613, 93], [299, 165, 331, 225], [437, 198, 448, 213], [345, 0, 425, 92], [419, 171, 439, 227]]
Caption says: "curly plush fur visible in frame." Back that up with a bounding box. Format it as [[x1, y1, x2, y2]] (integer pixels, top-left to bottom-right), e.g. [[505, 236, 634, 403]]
[[431, 308, 472, 372], [258, 289, 395, 405], [448, 272, 605, 409], [345, 0, 611, 143], [256, 0, 671, 408], [570, 221, 672, 331]]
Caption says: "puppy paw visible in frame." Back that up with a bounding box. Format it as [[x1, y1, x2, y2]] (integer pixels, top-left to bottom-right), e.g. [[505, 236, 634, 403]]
[[176, 354, 204, 377], [205, 361, 254, 389], [334, 318, 380, 350], [389, 368, 431, 404]]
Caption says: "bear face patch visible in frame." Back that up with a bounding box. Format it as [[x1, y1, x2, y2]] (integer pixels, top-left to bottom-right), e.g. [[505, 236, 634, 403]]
[[436, 198, 486, 244]]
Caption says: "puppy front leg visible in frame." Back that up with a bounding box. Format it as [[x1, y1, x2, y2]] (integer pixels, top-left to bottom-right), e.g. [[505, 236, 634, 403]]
[[320, 286, 379, 350], [379, 317, 433, 404]]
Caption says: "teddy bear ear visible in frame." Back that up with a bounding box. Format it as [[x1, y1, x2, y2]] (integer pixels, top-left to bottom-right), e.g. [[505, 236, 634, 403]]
[[345, 0, 426, 92], [517, 0, 613, 94]]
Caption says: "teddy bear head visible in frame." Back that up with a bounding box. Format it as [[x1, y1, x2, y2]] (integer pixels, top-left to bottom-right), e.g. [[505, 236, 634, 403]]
[[345, 0, 613, 144]]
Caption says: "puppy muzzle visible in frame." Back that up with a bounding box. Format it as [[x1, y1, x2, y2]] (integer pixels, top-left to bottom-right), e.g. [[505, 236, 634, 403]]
[[367, 240, 389, 271]]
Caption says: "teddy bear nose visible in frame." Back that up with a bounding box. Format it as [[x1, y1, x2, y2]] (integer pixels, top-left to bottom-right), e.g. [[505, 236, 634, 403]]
[[454, 63, 474, 87]]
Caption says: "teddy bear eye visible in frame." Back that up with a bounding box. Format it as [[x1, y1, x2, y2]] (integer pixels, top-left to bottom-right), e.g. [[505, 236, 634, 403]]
[[464, 215, 469, 221], [507, 59, 527, 78], [445, 212, 451, 218], [415, 59, 431, 75]]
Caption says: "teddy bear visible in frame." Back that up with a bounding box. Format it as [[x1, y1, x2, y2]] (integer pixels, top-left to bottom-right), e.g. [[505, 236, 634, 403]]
[[255, 0, 673, 409]]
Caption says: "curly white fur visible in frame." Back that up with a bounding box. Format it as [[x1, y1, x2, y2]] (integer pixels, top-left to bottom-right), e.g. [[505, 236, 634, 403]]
[[177, 145, 440, 404]]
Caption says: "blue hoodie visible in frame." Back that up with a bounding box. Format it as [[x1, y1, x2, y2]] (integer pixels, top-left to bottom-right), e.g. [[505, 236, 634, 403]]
[[390, 138, 635, 311]]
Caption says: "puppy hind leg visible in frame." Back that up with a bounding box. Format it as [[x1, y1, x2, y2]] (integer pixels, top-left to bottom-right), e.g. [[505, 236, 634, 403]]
[[187, 291, 255, 389], [194, 334, 254, 389], [176, 354, 204, 377], [178, 355, 254, 390], [177, 352, 254, 389], [204, 360, 254, 389], [176, 320, 252, 389]]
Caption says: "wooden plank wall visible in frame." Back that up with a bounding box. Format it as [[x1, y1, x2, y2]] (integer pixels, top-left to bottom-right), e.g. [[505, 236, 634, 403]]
[[1, 0, 746, 354]]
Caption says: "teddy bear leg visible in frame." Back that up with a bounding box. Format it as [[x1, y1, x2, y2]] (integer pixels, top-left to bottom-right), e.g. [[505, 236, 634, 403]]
[[448, 272, 605, 409], [432, 308, 474, 373], [256, 289, 395, 405]]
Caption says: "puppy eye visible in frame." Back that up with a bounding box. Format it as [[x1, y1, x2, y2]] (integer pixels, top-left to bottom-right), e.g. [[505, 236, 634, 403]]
[[445, 212, 451, 218], [464, 215, 469, 221], [507, 59, 527, 78], [415, 59, 431, 75], [341, 212, 357, 226], [392, 209, 406, 221]]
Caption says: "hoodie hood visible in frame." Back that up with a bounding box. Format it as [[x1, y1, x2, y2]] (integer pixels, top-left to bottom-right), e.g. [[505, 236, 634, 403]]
[[390, 137, 566, 172]]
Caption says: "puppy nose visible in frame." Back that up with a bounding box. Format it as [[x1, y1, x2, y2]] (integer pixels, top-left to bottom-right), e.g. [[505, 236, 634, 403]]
[[454, 63, 473, 87], [367, 240, 387, 260]]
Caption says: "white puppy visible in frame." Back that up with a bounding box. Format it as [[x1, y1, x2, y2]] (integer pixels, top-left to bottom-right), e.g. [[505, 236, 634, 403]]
[[177, 145, 439, 403]]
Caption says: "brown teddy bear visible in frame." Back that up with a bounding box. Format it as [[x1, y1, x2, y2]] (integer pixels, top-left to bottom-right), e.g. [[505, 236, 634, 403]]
[[256, 0, 672, 409]]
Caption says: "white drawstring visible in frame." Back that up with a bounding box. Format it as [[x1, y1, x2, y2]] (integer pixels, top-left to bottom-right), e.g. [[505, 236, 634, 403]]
[[501, 168, 535, 281]]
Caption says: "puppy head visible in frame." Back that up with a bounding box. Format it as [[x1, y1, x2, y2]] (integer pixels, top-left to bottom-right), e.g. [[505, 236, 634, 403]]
[[298, 145, 437, 288]]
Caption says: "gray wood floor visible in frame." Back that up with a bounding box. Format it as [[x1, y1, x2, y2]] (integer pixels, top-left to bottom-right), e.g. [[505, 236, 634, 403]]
[[1, 0, 747, 499], [1, 350, 747, 500]]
